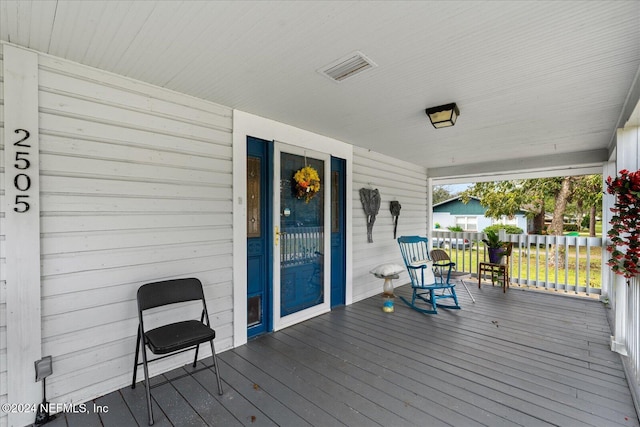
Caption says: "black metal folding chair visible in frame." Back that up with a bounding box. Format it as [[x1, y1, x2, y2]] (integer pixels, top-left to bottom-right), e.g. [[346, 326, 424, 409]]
[[131, 278, 223, 425]]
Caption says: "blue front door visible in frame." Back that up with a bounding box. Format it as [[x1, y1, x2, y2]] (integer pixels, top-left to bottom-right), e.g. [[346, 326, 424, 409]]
[[247, 137, 272, 338]]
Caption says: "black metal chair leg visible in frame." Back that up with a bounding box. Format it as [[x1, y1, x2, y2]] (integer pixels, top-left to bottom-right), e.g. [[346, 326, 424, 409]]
[[132, 327, 141, 389], [192, 344, 200, 368], [210, 341, 223, 395], [140, 345, 154, 425]]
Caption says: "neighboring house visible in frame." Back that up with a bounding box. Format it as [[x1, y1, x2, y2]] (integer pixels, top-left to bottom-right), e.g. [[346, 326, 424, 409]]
[[433, 196, 527, 233]]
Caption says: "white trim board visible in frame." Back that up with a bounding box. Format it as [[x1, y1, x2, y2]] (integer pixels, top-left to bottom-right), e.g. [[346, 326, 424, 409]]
[[3, 44, 43, 427], [429, 149, 607, 184]]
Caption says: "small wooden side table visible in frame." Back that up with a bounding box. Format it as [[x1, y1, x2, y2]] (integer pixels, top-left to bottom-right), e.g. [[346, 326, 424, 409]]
[[478, 262, 509, 293]]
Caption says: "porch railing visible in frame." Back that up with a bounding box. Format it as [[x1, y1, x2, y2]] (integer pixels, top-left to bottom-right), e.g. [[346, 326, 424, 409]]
[[280, 226, 323, 267], [431, 230, 603, 295]]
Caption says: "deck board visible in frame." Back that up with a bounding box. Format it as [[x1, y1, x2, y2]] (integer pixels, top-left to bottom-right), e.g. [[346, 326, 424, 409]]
[[220, 351, 333, 426], [93, 391, 138, 427], [232, 341, 371, 426], [55, 283, 639, 426], [163, 370, 240, 427]]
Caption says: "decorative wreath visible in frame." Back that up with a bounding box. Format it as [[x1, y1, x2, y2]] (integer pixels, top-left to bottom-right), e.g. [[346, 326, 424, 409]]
[[293, 165, 321, 203]]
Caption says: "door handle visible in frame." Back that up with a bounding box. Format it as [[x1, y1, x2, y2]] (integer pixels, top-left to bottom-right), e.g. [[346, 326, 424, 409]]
[[275, 226, 286, 246]]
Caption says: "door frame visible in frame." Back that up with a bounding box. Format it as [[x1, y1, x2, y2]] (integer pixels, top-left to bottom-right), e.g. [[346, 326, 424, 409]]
[[232, 110, 353, 347], [246, 137, 273, 339]]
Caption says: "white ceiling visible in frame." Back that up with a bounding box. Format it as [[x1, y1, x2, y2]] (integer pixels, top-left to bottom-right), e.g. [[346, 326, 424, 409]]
[[2, 1, 639, 176]]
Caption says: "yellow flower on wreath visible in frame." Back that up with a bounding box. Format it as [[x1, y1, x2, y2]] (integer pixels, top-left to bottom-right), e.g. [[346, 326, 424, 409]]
[[293, 165, 321, 202]]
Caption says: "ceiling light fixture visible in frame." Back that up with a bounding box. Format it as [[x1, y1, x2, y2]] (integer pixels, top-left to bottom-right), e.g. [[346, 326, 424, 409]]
[[425, 103, 460, 128]]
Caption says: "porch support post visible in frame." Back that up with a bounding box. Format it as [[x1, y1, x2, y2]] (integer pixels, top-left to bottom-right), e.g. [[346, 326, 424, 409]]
[[601, 161, 617, 299], [3, 44, 43, 426], [427, 177, 433, 243]]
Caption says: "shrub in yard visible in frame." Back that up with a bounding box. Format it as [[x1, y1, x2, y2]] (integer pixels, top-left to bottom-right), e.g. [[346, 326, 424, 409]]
[[563, 223, 579, 232], [483, 224, 523, 235], [581, 216, 590, 228], [447, 225, 464, 232]]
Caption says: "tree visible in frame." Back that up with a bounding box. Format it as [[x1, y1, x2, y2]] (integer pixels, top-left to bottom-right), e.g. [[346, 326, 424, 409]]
[[548, 176, 574, 235], [459, 181, 526, 219], [571, 175, 602, 237], [460, 176, 601, 234], [432, 185, 456, 205], [460, 175, 603, 266], [459, 178, 555, 229]]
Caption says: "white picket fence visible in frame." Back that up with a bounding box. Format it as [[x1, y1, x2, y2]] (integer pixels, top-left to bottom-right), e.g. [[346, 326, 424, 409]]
[[431, 230, 604, 295]]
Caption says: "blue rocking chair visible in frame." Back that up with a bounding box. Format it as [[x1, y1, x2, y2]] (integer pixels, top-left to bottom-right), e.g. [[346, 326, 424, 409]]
[[397, 236, 461, 314]]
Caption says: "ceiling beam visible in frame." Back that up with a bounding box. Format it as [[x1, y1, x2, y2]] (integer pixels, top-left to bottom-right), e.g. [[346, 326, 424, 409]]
[[428, 149, 607, 184]]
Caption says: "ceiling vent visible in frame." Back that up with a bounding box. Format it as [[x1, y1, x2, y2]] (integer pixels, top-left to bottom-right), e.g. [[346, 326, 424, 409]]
[[318, 51, 377, 83]]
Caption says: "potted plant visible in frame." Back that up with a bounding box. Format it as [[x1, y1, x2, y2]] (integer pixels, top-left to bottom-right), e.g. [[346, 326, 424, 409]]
[[482, 230, 507, 264]]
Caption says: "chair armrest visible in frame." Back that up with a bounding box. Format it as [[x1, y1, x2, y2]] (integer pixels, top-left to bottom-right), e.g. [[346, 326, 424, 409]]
[[433, 261, 455, 268]]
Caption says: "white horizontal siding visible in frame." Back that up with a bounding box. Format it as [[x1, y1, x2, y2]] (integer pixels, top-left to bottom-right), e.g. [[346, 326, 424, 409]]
[[351, 146, 427, 302], [0, 46, 7, 427], [35, 53, 233, 405]]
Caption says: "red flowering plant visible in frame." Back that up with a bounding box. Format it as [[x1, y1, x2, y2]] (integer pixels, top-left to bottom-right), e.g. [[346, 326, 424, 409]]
[[606, 169, 640, 281]]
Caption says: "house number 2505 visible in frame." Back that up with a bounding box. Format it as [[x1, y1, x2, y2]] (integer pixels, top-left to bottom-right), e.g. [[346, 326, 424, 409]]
[[12, 128, 32, 213]]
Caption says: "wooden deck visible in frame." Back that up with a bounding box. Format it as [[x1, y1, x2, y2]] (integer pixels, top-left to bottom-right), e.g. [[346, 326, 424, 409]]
[[48, 283, 639, 426]]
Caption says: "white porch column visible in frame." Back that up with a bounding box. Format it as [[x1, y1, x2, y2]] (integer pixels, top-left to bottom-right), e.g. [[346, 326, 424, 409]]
[[3, 45, 43, 426], [427, 177, 433, 244], [601, 161, 617, 299]]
